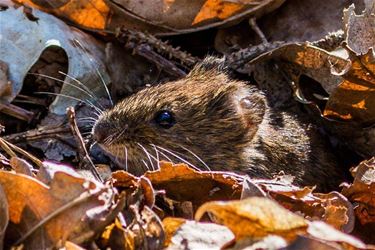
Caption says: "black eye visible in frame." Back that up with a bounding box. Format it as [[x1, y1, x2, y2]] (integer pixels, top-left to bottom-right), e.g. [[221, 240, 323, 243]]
[[154, 110, 175, 129]]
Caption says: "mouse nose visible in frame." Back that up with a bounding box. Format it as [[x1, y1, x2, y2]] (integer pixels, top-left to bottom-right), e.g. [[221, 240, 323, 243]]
[[92, 121, 110, 144]]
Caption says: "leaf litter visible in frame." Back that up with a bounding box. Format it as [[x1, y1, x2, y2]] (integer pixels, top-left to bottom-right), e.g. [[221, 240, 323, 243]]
[[0, 0, 375, 249]]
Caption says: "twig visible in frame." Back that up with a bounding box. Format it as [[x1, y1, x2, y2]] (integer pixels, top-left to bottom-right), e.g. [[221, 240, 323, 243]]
[[134, 44, 186, 78], [0, 137, 43, 168], [0, 102, 34, 122], [249, 18, 268, 44], [116, 28, 200, 68], [227, 41, 286, 70], [4, 126, 70, 144], [0, 137, 16, 157], [67, 107, 102, 182]]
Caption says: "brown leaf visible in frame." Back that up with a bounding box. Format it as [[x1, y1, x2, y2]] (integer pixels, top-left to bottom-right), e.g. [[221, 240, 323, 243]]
[[0, 170, 114, 248], [16, 0, 110, 29], [342, 157, 375, 225], [0, 184, 8, 250], [144, 161, 244, 209], [258, 180, 355, 232], [101, 206, 164, 250], [163, 217, 234, 249], [112, 170, 155, 208], [344, 1, 375, 55], [324, 48, 375, 124], [192, 0, 247, 25], [100, 219, 134, 250], [195, 197, 308, 241], [162, 217, 186, 247], [195, 197, 367, 249], [307, 221, 366, 249], [9, 157, 34, 176]]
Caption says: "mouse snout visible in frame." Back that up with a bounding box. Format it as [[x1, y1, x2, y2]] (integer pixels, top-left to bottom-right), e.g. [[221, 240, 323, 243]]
[[92, 121, 111, 144]]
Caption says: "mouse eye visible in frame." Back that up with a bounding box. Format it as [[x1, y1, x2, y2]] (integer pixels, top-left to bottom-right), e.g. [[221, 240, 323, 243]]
[[154, 110, 175, 129]]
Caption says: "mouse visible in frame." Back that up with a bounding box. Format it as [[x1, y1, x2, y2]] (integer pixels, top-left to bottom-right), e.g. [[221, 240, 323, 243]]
[[92, 57, 344, 191]]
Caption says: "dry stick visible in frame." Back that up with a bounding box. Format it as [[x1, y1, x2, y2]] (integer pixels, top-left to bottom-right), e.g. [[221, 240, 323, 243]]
[[117, 28, 200, 68], [0, 137, 43, 168], [227, 41, 286, 70], [66, 107, 102, 182], [0, 137, 16, 157], [4, 126, 70, 144], [134, 44, 186, 78], [0, 102, 34, 122]]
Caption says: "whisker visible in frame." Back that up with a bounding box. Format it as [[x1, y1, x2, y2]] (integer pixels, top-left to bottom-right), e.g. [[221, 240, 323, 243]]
[[178, 144, 211, 171], [137, 143, 157, 171], [150, 144, 173, 163], [141, 159, 150, 172], [30, 72, 104, 111], [35, 92, 103, 115], [124, 146, 128, 172], [58, 71, 105, 110], [73, 39, 114, 107], [153, 145, 201, 172], [77, 117, 97, 121], [151, 144, 161, 170]]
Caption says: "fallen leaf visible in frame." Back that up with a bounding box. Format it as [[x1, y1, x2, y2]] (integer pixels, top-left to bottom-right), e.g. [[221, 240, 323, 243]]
[[16, 0, 110, 30], [258, 180, 355, 232], [163, 217, 234, 249], [0, 184, 8, 250], [342, 157, 375, 225], [110, 0, 285, 34], [9, 157, 34, 176], [144, 161, 244, 209], [0, 0, 110, 115], [195, 197, 308, 241], [343, 0, 375, 55], [324, 48, 375, 124], [307, 221, 366, 249], [0, 170, 114, 248], [192, 0, 245, 25], [112, 170, 155, 208]]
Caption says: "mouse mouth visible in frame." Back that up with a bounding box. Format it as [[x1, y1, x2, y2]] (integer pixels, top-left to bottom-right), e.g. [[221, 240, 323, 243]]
[[96, 142, 161, 175]]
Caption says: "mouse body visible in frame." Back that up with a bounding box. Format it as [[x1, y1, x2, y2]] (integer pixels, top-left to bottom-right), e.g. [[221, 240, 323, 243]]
[[92, 57, 343, 190]]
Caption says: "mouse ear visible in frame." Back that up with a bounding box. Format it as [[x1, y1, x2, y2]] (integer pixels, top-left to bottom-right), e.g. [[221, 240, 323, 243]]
[[238, 93, 266, 128], [188, 56, 227, 76]]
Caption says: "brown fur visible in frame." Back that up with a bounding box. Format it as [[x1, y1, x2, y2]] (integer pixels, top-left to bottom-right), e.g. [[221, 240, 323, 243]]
[[92, 57, 343, 190]]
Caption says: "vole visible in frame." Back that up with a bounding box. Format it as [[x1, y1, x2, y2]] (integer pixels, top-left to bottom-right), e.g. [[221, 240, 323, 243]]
[[92, 57, 343, 191]]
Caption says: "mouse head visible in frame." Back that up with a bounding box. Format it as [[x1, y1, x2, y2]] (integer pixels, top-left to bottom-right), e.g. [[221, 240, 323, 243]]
[[92, 57, 266, 175]]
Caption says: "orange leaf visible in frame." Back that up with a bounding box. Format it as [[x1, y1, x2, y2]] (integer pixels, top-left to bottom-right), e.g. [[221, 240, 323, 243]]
[[192, 0, 244, 25], [16, 0, 110, 29]]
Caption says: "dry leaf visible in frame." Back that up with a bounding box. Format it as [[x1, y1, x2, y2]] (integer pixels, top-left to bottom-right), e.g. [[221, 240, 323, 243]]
[[100, 219, 133, 250], [195, 197, 367, 249], [307, 221, 366, 249], [0, 170, 114, 248], [101, 206, 164, 250], [22, 0, 285, 34], [324, 48, 375, 124], [195, 197, 308, 241], [144, 161, 244, 209], [192, 0, 247, 25], [258, 180, 355, 232], [16, 0, 110, 30], [343, 0, 375, 55], [112, 170, 155, 208], [342, 157, 375, 225], [9, 157, 34, 176], [0, 184, 8, 250], [0, 0, 110, 115], [163, 217, 234, 249]]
